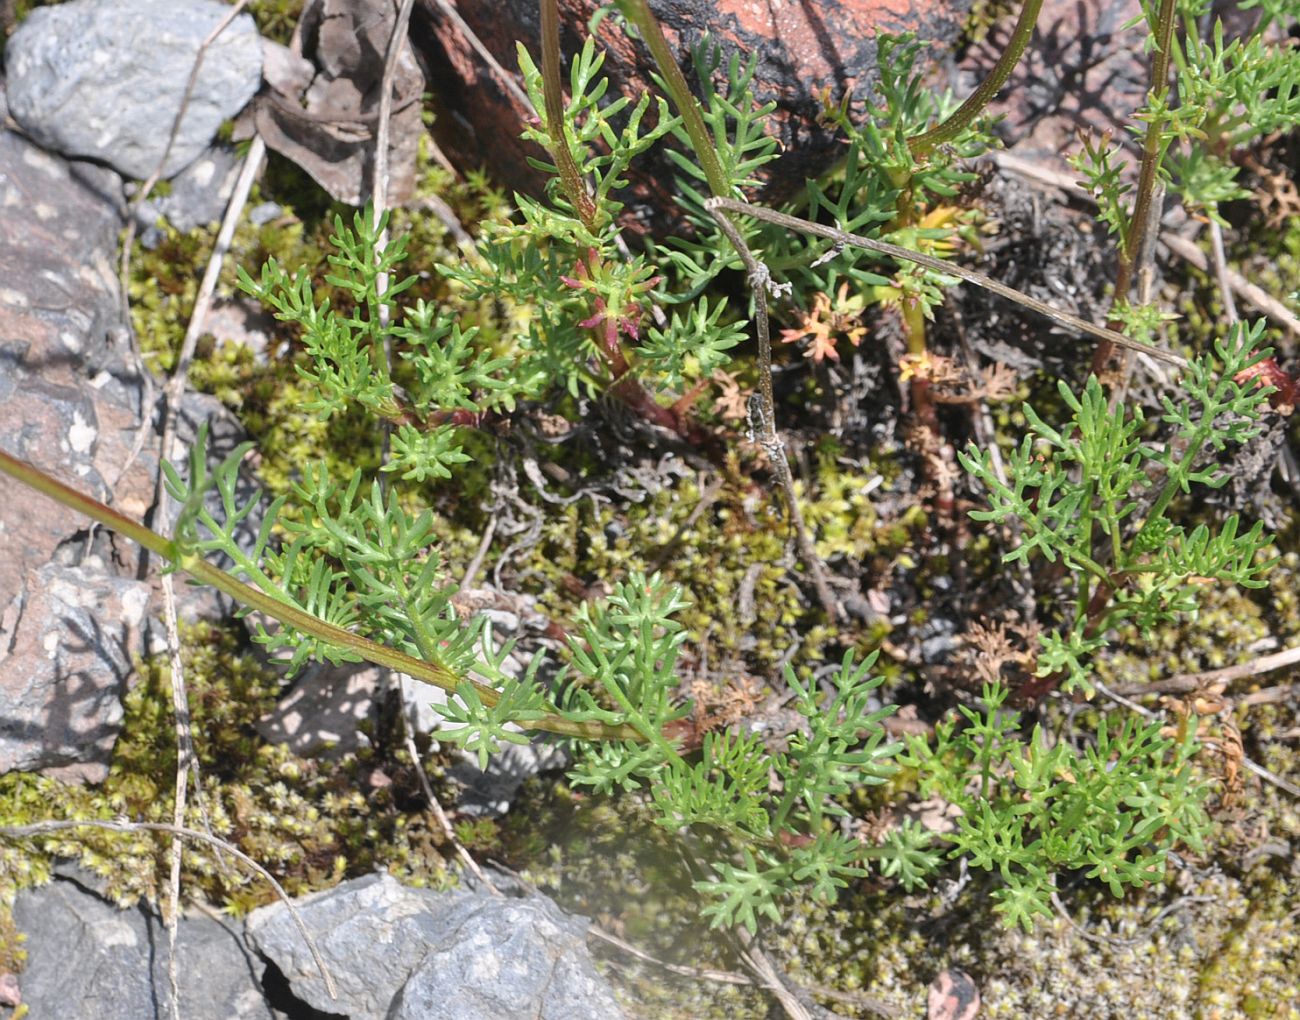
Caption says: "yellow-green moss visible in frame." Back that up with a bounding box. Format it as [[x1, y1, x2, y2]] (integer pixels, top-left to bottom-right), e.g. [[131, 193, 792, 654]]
[[0, 620, 460, 925]]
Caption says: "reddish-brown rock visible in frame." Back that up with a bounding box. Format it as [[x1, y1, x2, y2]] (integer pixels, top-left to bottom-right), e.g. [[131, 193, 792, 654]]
[[414, 0, 971, 228], [957, 0, 1148, 171], [0, 110, 246, 781]]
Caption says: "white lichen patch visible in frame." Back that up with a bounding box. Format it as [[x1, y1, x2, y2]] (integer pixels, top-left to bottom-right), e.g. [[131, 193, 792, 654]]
[[21, 146, 66, 178], [120, 587, 149, 628], [88, 915, 139, 949], [189, 158, 216, 187], [0, 287, 30, 308], [48, 578, 95, 610], [68, 411, 97, 455]]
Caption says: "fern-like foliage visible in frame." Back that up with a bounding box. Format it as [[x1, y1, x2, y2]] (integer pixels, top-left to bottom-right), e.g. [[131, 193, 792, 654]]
[[961, 320, 1276, 694], [904, 683, 1210, 931]]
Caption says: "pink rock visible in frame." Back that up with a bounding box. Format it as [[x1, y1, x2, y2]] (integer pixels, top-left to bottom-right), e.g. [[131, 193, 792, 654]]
[[415, 0, 972, 229]]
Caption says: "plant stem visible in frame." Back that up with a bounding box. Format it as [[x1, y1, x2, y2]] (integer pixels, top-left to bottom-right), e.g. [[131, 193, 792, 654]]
[[704, 197, 1187, 366], [618, 0, 730, 199], [1093, 0, 1179, 372], [908, 0, 1045, 157], [706, 204, 842, 624], [0, 447, 642, 743], [540, 0, 599, 230]]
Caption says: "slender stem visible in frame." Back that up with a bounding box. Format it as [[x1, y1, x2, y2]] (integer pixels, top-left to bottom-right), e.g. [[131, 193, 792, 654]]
[[1121, 0, 1179, 283], [704, 197, 1186, 366], [0, 448, 641, 743], [706, 205, 842, 623], [540, 0, 598, 229], [618, 0, 730, 199], [1094, 0, 1179, 371], [908, 0, 1045, 157], [600, 670, 686, 765]]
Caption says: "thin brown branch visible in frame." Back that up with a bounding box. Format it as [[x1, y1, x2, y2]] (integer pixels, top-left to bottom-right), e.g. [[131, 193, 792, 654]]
[[1212, 743, 1300, 798], [1239, 683, 1300, 707], [706, 202, 841, 623], [425, 0, 535, 115], [370, 0, 418, 341], [586, 926, 754, 986], [1208, 220, 1240, 324], [1162, 231, 1300, 337], [1094, 0, 1179, 373], [733, 926, 814, 1020], [400, 723, 498, 893], [372, 0, 417, 218], [1112, 642, 1300, 697], [704, 197, 1187, 367], [539, 0, 598, 230], [1095, 683, 1300, 799], [994, 152, 1300, 338], [459, 515, 498, 589]]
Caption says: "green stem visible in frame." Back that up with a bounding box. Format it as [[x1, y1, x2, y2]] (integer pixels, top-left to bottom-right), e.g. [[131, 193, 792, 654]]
[[540, 0, 599, 230], [618, 0, 730, 199], [771, 752, 818, 832], [1094, 0, 1179, 370], [1134, 440, 1207, 549], [0, 448, 641, 743], [600, 669, 685, 764], [907, 0, 1045, 157], [1118, 0, 1178, 286]]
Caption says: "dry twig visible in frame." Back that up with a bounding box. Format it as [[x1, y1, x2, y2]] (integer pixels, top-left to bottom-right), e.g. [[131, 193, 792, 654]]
[[994, 151, 1300, 338], [1113, 642, 1300, 697], [1096, 682, 1300, 799], [706, 197, 1187, 367], [706, 202, 841, 623]]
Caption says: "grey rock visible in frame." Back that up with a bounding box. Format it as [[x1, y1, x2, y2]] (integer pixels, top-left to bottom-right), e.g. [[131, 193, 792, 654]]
[[0, 119, 127, 388], [389, 893, 625, 1020], [256, 662, 381, 757], [0, 122, 146, 783], [0, 121, 253, 780], [247, 872, 624, 1020], [0, 562, 151, 780], [12, 870, 274, 1020], [6, 0, 262, 180], [248, 201, 284, 226], [257, 662, 569, 810], [447, 738, 571, 819], [132, 144, 243, 235], [248, 873, 441, 1018]]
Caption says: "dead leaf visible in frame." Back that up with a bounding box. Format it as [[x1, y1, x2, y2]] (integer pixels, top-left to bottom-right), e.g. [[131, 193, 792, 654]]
[[252, 0, 424, 205], [711, 369, 750, 422]]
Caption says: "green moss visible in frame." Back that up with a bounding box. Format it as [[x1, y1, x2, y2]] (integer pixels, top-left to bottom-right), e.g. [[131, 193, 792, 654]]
[[499, 438, 923, 678], [0, 620, 460, 922], [245, 0, 306, 47]]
